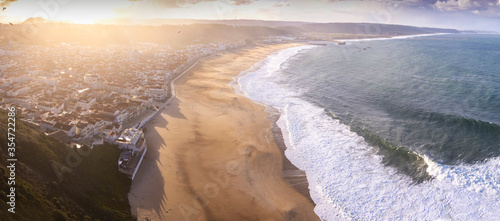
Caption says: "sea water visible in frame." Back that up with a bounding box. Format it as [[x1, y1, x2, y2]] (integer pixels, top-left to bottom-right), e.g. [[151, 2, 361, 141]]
[[236, 34, 500, 220]]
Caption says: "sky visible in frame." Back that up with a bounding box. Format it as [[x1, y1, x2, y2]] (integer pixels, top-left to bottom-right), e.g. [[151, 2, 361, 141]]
[[0, 0, 499, 31]]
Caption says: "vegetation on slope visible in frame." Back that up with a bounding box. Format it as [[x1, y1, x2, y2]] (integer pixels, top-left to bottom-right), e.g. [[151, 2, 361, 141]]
[[0, 109, 133, 221]]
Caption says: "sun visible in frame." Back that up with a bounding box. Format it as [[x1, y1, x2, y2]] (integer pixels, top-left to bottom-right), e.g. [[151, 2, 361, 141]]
[[53, 1, 130, 24], [1, 0, 127, 25]]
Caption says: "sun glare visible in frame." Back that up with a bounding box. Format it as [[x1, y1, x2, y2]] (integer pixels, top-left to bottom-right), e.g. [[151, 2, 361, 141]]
[[2, 0, 128, 24], [65, 16, 100, 24], [57, 11, 117, 24]]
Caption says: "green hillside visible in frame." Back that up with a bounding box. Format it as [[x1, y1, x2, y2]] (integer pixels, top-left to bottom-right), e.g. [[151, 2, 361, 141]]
[[0, 109, 133, 221]]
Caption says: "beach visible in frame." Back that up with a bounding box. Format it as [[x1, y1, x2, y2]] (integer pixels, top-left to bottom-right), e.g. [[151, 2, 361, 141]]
[[128, 44, 319, 221]]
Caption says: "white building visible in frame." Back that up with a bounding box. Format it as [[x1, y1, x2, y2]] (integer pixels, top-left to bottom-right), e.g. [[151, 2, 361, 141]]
[[132, 96, 154, 109], [74, 122, 95, 140], [40, 77, 58, 86], [84, 74, 99, 84], [76, 97, 96, 110], [11, 75, 31, 83], [7, 87, 30, 96], [114, 128, 147, 154], [53, 123, 77, 137], [145, 86, 167, 101], [37, 102, 64, 114]]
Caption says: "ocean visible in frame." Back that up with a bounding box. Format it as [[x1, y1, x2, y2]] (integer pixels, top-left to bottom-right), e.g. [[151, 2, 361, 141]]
[[236, 34, 500, 220]]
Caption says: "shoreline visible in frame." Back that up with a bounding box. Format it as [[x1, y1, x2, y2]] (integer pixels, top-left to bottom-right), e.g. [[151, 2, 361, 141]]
[[229, 44, 320, 203], [229, 45, 316, 203], [170, 46, 317, 204], [220, 46, 314, 203], [267, 106, 315, 203], [128, 43, 319, 221]]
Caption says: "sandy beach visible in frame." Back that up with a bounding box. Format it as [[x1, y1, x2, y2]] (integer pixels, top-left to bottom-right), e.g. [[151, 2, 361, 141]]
[[128, 44, 319, 221]]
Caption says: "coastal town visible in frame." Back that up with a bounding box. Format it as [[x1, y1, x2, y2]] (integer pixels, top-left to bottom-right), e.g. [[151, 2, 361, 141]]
[[0, 39, 247, 178], [2, 0, 497, 218]]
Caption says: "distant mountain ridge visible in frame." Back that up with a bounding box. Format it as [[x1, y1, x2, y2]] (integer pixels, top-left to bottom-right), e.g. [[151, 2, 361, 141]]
[[1, 18, 460, 47], [98, 18, 312, 27], [22, 17, 50, 24], [292, 22, 460, 35], [3, 17, 468, 35], [101, 18, 460, 34]]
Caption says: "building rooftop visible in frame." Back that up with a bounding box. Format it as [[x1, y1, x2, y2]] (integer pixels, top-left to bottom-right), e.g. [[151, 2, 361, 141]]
[[115, 127, 143, 146]]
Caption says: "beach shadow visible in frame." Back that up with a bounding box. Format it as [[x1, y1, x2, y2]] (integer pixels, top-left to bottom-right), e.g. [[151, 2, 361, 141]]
[[164, 98, 187, 120], [129, 113, 171, 220]]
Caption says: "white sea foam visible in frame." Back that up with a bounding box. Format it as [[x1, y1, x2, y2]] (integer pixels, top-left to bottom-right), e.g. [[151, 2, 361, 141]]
[[235, 45, 500, 221], [336, 33, 449, 43]]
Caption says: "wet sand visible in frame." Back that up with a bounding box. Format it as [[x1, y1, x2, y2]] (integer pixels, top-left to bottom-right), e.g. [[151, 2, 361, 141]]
[[128, 44, 319, 221]]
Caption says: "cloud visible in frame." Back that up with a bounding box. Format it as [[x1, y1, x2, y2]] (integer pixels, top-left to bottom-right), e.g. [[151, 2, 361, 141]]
[[380, 0, 499, 12], [0, 0, 17, 7], [273, 1, 290, 7], [433, 0, 498, 11], [127, 0, 216, 8], [229, 0, 254, 5], [127, 0, 256, 7], [326, 0, 499, 13], [326, 0, 438, 8]]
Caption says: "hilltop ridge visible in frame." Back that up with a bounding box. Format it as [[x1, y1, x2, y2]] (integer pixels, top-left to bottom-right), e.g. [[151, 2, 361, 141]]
[[0, 19, 460, 47]]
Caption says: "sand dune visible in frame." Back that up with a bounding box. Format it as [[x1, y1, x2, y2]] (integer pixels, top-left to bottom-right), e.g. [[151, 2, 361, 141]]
[[129, 44, 319, 221]]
